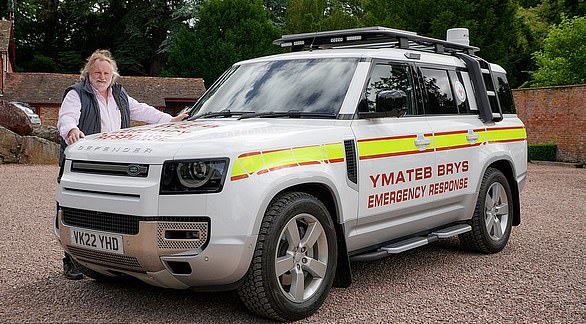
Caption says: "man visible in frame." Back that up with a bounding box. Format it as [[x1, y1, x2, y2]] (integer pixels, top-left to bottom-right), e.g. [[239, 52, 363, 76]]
[[57, 49, 187, 279]]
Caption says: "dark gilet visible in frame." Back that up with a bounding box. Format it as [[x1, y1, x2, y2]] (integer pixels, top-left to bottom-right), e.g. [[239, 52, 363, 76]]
[[59, 79, 130, 166]]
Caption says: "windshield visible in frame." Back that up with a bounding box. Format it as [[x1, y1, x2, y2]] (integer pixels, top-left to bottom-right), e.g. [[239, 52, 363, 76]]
[[189, 58, 358, 118]]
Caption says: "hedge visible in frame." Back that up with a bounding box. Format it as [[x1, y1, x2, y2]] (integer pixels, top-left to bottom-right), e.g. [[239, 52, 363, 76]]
[[528, 144, 557, 161]]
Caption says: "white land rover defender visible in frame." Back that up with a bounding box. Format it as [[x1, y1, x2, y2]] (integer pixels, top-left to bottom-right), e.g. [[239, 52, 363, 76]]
[[55, 27, 527, 321]]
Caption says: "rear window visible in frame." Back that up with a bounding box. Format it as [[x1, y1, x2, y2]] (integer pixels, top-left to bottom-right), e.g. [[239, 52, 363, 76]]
[[421, 68, 458, 114]]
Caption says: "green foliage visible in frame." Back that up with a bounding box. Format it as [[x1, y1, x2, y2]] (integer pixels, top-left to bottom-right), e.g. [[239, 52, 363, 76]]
[[285, 0, 361, 33], [7, 0, 583, 89], [531, 16, 586, 86], [161, 24, 198, 77], [13, 0, 198, 76], [361, 0, 529, 87], [0, 1, 9, 19], [518, 0, 542, 7], [56, 51, 85, 74], [28, 54, 58, 72], [187, 0, 281, 85], [528, 144, 557, 161], [264, 0, 288, 26], [533, 0, 586, 24]]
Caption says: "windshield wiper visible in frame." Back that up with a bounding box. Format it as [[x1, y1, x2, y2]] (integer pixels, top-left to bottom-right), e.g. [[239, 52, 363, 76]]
[[238, 110, 337, 120], [190, 110, 254, 120]]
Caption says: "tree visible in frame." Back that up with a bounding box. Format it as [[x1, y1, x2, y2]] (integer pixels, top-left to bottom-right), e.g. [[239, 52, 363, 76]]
[[533, 0, 586, 24], [285, 0, 361, 34], [264, 0, 288, 26], [361, 0, 530, 87], [13, 0, 200, 76], [183, 0, 281, 86], [531, 16, 586, 86], [0, 0, 11, 19], [161, 24, 199, 77], [12, 0, 49, 71]]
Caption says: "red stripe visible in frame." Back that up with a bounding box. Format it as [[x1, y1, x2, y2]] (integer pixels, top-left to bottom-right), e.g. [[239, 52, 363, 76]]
[[434, 130, 468, 136], [436, 143, 480, 151], [268, 163, 298, 172], [238, 151, 261, 158], [489, 138, 526, 143], [230, 174, 249, 181], [486, 126, 525, 131], [328, 158, 345, 163], [357, 134, 417, 143], [298, 161, 321, 166], [359, 149, 433, 160]]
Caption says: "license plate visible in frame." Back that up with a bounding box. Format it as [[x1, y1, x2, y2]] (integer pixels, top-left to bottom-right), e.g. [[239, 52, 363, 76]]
[[70, 227, 124, 254]]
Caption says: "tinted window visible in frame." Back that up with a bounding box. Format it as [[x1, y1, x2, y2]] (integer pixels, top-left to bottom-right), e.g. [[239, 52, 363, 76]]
[[495, 72, 516, 114], [363, 64, 417, 115], [191, 58, 358, 116], [421, 68, 458, 114]]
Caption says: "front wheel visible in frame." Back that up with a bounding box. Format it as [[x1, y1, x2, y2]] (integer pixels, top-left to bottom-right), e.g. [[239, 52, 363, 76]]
[[460, 167, 514, 253], [237, 192, 337, 321]]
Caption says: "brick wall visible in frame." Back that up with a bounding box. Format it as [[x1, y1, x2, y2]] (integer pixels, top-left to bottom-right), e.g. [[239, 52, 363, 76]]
[[37, 104, 60, 127], [513, 85, 586, 162]]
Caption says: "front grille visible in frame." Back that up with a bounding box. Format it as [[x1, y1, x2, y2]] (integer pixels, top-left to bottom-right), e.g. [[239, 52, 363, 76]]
[[70, 160, 149, 177], [62, 207, 140, 235], [68, 246, 144, 272], [61, 207, 211, 241]]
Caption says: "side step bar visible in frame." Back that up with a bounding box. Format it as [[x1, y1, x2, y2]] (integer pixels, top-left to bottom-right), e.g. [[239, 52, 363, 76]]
[[350, 224, 471, 262]]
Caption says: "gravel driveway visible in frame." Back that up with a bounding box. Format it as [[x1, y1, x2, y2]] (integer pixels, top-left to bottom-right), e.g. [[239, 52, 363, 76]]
[[0, 163, 584, 323]]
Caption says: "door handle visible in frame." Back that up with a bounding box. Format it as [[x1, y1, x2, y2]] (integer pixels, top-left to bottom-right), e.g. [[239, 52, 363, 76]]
[[414, 134, 432, 151], [466, 130, 480, 144]]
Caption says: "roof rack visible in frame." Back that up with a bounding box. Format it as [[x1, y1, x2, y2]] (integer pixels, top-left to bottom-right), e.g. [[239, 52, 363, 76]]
[[273, 26, 479, 56]]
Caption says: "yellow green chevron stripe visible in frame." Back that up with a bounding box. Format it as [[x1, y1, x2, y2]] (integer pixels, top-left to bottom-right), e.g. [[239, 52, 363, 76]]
[[230, 143, 345, 181], [434, 129, 486, 151], [358, 134, 428, 160], [487, 126, 527, 143]]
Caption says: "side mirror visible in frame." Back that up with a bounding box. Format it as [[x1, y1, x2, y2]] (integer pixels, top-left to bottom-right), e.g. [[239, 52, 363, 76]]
[[376, 90, 407, 117]]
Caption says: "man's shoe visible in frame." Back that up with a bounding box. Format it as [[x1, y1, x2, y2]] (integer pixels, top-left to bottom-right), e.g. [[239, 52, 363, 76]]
[[63, 256, 84, 280]]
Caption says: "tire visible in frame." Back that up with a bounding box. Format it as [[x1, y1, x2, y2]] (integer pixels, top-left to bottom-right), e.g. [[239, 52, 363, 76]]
[[237, 192, 338, 321], [460, 167, 514, 254]]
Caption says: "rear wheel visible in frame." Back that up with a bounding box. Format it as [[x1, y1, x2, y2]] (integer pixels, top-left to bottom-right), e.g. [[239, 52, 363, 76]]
[[237, 192, 337, 321], [460, 167, 514, 253]]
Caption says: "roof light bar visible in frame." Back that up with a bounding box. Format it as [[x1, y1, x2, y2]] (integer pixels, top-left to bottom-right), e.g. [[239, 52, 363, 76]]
[[273, 26, 479, 56]]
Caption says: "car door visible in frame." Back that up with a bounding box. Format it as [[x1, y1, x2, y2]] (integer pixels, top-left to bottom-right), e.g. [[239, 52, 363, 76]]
[[418, 66, 487, 223], [351, 61, 438, 249]]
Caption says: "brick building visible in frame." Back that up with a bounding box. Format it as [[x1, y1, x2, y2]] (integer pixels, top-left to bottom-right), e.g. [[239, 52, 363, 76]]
[[0, 20, 15, 95], [2, 72, 205, 126], [0, 20, 205, 126]]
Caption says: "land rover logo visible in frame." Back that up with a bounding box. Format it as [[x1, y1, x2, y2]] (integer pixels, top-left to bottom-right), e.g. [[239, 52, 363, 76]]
[[127, 164, 147, 176]]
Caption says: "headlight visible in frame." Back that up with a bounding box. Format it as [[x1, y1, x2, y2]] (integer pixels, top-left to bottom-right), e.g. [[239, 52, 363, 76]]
[[160, 158, 229, 194]]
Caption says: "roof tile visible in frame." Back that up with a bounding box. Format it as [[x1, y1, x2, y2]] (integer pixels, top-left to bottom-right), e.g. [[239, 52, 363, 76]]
[[2, 72, 205, 106]]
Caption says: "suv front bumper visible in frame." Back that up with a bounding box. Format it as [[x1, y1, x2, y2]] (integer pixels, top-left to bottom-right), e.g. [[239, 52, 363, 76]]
[[56, 207, 255, 289]]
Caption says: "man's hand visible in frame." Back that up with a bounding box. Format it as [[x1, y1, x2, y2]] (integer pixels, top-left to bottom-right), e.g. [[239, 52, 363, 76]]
[[66, 128, 85, 144], [170, 112, 189, 122]]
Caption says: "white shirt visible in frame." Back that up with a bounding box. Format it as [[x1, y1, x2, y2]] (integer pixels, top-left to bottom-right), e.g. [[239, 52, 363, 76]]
[[58, 85, 172, 144]]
